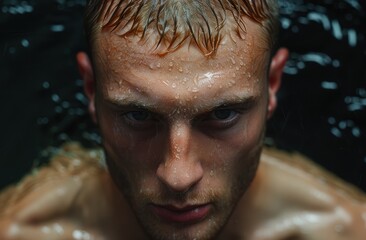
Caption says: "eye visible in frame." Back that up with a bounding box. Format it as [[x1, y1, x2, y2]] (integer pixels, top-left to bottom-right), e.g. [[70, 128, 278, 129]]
[[125, 111, 151, 121], [210, 109, 238, 121], [198, 108, 241, 130], [121, 110, 158, 130]]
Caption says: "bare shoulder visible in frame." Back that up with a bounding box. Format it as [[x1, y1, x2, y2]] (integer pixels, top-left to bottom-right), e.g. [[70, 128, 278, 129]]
[[0, 142, 106, 216], [0, 143, 126, 240], [244, 147, 366, 240]]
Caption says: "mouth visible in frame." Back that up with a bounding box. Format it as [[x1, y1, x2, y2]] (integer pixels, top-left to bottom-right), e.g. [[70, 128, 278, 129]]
[[150, 203, 211, 224]]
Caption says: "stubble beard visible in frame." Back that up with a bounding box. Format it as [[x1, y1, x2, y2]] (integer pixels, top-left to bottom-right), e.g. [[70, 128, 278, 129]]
[[104, 150, 260, 240]]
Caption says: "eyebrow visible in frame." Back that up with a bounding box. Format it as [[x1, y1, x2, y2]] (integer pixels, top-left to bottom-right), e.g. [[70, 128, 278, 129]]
[[103, 95, 259, 115]]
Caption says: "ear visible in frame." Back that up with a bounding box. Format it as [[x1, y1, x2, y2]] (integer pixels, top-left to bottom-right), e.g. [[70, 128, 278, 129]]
[[267, 48, 289, 119], [76, 52, 97, 123]]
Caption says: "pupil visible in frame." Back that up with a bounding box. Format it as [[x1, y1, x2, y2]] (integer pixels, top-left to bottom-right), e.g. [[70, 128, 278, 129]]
[[214, 109, 232, 120], [130, 111, 149, 121]]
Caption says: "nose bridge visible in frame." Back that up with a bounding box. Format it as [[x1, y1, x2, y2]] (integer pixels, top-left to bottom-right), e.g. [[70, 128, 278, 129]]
[[156, 122, 203, 193], [169, 122, 190, 158]]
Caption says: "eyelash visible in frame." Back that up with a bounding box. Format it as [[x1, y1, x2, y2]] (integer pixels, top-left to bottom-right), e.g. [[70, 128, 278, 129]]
[[119, 107, 246, 131], [120, 110, 157, 130], [201, 108, 243, 129]]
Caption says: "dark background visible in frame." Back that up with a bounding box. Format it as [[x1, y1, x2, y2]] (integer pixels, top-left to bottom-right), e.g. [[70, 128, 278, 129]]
[[1, 0, 365, 191]]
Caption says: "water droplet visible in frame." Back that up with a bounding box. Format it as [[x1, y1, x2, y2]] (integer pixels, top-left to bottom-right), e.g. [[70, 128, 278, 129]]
[[297, 62, 305, 69], [352, 127, 361, 137], [227, 80, 236, 87], [331, 127, 342, 138], [338, 121, 347, 129], [169, 62, 174, 67], [332, 60, 340, 67], [72, 230, 92, 240], [58, 133, 69, 141], [42, 81, 50, 89], [172, 83, 177, 88], [357, 88, 366, 97], [21, 39, 29, 48], [321, 81, 338, 90], [50, 24, 65, 32], [52, 224, 64, 235], [178, 67, 183, 73], [344, 96, 352, 104], [75, 93, 87, 102], [192, 87, 199, 93], [230, 58, 236, 65], [62, 101, 70, 109], [51, 94, 60, 102]]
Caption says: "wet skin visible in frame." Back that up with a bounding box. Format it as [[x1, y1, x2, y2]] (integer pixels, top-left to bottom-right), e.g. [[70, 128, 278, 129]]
[[1, 144, 366, 240], [1, 6, 366, 240], [78, 17, 285, 240]]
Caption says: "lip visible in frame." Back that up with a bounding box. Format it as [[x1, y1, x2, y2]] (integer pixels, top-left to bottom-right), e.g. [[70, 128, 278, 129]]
[[150, 203, 211, 224]]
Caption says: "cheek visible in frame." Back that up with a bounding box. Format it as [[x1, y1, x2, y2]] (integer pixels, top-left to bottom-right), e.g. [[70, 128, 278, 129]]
[[97, 110, 162, 195], [96, 106, 164, 178], [208, 107, 266, 178]]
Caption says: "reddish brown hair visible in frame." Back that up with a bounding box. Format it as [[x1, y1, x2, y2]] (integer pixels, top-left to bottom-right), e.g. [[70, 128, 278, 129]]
[[84, 0, 279, 56]]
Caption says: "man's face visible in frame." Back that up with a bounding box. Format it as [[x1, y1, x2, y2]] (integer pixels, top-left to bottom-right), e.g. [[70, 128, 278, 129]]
[[89, 20, 272, 240]]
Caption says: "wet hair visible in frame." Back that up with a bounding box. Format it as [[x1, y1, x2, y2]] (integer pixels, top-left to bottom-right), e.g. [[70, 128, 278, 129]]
[[84, 0, 279, 56]]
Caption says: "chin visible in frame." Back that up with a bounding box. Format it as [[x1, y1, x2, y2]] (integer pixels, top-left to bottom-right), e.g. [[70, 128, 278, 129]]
[[135, 211, 226, 240]]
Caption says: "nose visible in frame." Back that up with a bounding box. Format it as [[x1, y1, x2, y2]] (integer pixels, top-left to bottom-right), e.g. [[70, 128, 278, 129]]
[[156, 123, 203, 193]]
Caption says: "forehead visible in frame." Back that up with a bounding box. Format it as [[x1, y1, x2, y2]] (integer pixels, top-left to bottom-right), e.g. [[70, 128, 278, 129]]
[[92, 19, 270, 109]]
